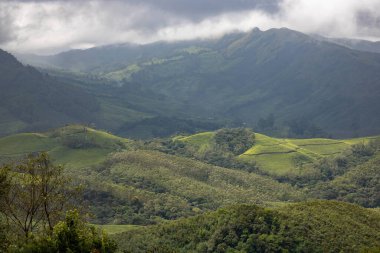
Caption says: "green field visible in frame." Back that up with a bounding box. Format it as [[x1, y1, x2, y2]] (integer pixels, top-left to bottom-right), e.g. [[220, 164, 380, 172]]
[[0, 125, 129, 168], [178, 132, 379, 176], [1, 126, 377, 176], [240, 134, 378, 175]]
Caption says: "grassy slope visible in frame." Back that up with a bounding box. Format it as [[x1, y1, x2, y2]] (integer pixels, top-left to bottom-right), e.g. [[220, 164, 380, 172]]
[[113, 200, 380, 252], [0, 125, 129, 168], [178, 131, 379, 176], [81, 150, 303, 224], [241, 134, 379, 175]]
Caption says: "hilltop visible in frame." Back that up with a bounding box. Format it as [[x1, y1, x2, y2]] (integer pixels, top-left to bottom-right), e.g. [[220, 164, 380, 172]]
[[173, 130, 379, 177], [0, 125, 129, 168]]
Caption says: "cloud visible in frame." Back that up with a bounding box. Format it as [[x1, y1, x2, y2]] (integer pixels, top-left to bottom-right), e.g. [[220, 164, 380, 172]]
[[0, 3, 17, 44], [0, 0, 379, 54]]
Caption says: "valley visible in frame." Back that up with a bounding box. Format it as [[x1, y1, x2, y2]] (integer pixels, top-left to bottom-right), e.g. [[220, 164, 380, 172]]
[[0, 7, 379, 250]]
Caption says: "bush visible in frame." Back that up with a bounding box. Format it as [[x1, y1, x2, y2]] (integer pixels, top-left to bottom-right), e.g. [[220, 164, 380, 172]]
[[15, 210, 117, 253], [214, 128, 255, 155]]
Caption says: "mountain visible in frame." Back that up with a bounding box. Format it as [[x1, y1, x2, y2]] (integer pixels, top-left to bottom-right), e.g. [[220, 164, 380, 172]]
[[1, 49, 221, 138], [321, 37, 380, 54], [127, 28, 380, 137], [18, 28, 380, 138], [0, 49, 100, 136]]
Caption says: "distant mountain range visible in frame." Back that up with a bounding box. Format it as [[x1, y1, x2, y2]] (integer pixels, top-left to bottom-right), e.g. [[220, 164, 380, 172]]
[[5, 28, 380, 138]]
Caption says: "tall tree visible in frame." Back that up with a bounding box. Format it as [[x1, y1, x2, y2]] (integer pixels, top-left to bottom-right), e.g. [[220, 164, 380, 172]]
[[0, 153, 80, 238]]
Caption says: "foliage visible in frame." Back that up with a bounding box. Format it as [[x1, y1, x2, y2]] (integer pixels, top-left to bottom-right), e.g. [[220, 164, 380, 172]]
[[14, 210, 117, 253], [0, 167, 10, 251], [214, 128, 255, 155], [113, 201, 380, 252], [310, 142, 380, 207], [81, 150, 301, 225], [0, 153, 80, 239], [153, 128, 258, 173]]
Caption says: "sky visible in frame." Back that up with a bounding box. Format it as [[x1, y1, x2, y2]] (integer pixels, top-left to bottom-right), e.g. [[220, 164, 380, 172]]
[[1, 0, 380, 54]]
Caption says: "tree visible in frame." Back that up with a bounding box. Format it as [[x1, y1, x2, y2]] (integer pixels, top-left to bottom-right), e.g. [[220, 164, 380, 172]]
[[0, 167, 10, 251], [0, 153, 80, 238], [214, 128, 255, 155], [16, 210, 117, 253]]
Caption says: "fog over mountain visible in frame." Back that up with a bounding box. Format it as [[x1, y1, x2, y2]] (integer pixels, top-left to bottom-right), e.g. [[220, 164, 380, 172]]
[[1, 0, 380, 54]]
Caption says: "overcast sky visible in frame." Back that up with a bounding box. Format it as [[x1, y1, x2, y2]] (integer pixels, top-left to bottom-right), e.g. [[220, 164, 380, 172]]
[[1, 0, 380, 54]]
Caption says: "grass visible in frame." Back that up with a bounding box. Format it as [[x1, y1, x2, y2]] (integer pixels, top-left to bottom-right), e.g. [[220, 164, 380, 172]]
[[239, 134, 380, 176], [176, 132, 215, 152], [0, 125, 129, 168], [178, 131, 380, 176]]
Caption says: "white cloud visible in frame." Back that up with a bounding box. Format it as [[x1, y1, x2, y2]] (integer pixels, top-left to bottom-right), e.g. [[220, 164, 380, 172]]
[[0, 0, 379, 54]]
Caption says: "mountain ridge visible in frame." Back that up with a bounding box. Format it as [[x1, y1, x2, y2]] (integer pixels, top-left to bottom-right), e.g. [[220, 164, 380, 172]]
[[9, 28, 380, 138]]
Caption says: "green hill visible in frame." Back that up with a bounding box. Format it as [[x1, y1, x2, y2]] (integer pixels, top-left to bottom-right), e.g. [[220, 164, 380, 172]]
[[1, 126, 379, 226], [81, 149, 302, 224], [175, 130, 378, 176], [0, 125, 129, 168], [113, 200, 380, 252]]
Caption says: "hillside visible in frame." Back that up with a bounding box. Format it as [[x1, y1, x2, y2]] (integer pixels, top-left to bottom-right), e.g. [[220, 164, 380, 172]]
[[323, 37, 380, 54], [80, 149, 302, 224], [0, 49, 100, 136], [0, 126, 303, 225], [311, 151, 380, 207], [1, 48, 219, 139], [1, 126, 379, 226], [174, 130, 379, 177], [113, 201, 380, 252], [18, 28, 380, 138], [0, 125, 129, 168]]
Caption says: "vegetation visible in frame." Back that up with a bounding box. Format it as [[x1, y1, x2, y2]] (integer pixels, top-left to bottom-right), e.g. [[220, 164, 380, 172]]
[[310, 140, 380, 207], [8, 28, 380, 139], [82, 149, 302, 225], [0, 49, 99, 137], [0, 125, 129, 168], [114, 201, 380, 252], [0, 153, 80, 238], [15, 210, 117, 253], [0, 126, 379, 252], [0, 153, 116, 252]]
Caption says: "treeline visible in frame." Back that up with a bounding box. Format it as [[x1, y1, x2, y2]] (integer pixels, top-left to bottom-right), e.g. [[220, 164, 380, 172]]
[[114, 201, 380, 252]]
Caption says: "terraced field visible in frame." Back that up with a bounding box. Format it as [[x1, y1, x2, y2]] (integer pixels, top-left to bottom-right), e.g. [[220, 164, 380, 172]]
[[240, 133, 378, 175], [177, 131, 379, 176]]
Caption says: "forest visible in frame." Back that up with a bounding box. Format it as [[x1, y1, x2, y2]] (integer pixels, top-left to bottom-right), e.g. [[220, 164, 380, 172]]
[[0, 125, 379, 252]]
